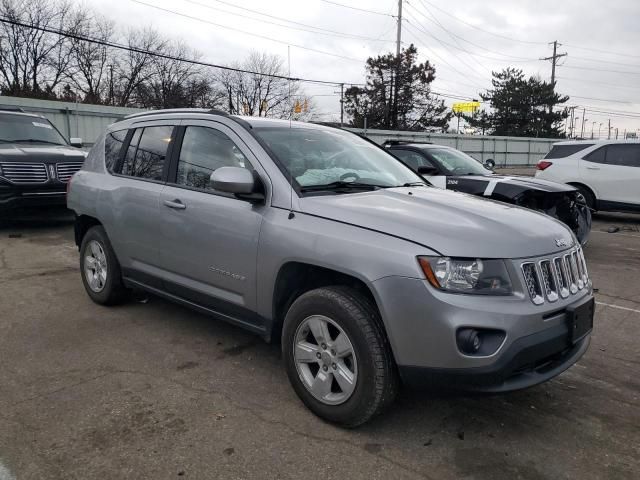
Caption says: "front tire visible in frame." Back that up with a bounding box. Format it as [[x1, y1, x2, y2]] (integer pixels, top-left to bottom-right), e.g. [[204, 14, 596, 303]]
[[282, 286, 398, 427], [79, 225, 129, 305]]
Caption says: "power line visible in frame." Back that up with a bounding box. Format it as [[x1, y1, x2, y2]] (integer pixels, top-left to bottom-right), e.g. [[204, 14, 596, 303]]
[[404, 8, 536, 64], [0, 16, 362, 87], [562, 64, 640, 76], [563, 43, 640, 60], [130, 0, 363, 63], [409, 1, 537, 62], [317, 0, 395, 17], [418, 0, 547, 45], [406, 1, 491, 76], [402, 19, 487, 88], [183, 0, 394, 43], [556, 75, 640, 91]]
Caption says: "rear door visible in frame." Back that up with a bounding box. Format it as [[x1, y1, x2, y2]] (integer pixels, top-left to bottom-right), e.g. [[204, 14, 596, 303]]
[[107, 122, 176, 287], [580, 144, 640, 205], [156, 120, 265, 327]]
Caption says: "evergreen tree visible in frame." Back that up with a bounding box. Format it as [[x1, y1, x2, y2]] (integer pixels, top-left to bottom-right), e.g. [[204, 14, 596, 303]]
[[467, 68, 569, 137], [344, 44, 451, 131]]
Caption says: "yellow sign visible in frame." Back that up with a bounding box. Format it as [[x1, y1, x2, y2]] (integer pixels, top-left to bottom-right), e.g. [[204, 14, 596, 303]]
[[452, 101, 481, 114]]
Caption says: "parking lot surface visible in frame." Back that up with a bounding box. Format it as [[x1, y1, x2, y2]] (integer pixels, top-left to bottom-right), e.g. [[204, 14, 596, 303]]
[[0, 208, 639, 480]]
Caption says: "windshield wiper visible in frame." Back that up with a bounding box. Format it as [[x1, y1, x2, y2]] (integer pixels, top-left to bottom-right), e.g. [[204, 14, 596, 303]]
[[398, 182, 427, 187], [300, 181, 388, 193], [11, 139, 64, 145]]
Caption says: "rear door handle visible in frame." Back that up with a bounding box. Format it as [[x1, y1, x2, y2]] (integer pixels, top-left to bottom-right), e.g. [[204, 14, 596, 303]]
[[586, 166, 600, 170], [163, 199, 186, 210]]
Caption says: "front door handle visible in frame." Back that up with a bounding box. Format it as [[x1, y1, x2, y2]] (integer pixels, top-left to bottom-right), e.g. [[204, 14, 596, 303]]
[[163, 199, 186, 210], [586, 166, 600, 170]]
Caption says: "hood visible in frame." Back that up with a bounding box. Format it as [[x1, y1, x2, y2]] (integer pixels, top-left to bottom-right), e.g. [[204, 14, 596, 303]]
[[299, 187, 575, 259], [0, 143, 86, 164], [449, 174, 576, 194]]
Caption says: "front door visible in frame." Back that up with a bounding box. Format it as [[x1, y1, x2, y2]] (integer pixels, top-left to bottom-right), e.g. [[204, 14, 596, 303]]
[[581, 144, 640, 205], [157, 121, 265, 328]]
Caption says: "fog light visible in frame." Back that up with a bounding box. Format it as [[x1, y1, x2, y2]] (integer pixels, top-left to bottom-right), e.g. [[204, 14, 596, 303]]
[[457, 328, 481, 355]]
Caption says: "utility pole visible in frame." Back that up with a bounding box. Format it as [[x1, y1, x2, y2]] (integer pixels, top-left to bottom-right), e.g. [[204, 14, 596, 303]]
[[568, 106, 576, 138], [580, 108, 586, 138], [339, 83, 344, 128], [391, 0, 403, 129], [540, 41, 567, 114], [591, 121, 596, 139], [108, 64, 114, 106], [608, 119, 611, 139]]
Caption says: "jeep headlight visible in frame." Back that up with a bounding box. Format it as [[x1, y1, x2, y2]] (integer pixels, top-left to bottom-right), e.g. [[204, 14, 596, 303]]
[[418, 257, 512, 295]]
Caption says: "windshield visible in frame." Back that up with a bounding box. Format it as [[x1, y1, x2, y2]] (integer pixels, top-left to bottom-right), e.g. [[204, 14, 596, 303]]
[[253, 126, 424, 190], [427, 148, 490, 175], [0, 114, 67, 145]]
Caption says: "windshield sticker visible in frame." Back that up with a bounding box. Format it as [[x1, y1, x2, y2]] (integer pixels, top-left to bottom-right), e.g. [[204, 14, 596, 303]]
[[32, 122, 53, 129]]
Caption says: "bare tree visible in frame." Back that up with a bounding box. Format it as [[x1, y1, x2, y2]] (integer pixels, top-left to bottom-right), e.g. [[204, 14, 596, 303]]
[[68, 11, 114, 103], [218, 51, 304, 119], [0, 0, 73, 97]]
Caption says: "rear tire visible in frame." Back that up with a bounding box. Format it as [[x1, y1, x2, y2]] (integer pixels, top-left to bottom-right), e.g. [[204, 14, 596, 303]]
[[282, 286, 398, 427], [79, 225, 129, 305]]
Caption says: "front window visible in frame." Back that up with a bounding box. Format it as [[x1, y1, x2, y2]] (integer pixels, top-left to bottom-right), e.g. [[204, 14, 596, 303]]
[[253, 126, 423, 192], [426, 148, 490, 175], [0, 113, 67, 145]]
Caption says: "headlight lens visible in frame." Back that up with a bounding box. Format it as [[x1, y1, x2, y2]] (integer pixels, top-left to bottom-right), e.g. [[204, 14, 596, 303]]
[[418, 256, 512, 295]]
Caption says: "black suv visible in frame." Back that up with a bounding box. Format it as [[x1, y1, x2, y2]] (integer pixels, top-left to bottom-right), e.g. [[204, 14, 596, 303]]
[[0, 109, 86, 213]]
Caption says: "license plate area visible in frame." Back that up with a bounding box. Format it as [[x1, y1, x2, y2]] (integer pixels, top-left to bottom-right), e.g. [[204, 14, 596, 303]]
[[566, 297, 594, 344]]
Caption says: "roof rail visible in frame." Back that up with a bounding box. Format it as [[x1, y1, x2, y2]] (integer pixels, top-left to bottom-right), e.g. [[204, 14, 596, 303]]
[[123, 108, 229, 120], [382, 139, 432, 147], [0, 106, 25, 112]]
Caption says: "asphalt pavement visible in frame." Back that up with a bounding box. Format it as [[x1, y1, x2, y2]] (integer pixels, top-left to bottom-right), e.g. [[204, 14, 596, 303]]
[[0, 208, 638, 480]]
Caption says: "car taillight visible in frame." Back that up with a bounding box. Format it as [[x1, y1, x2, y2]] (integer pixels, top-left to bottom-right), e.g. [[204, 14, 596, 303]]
[[537, 160, 553, 171]]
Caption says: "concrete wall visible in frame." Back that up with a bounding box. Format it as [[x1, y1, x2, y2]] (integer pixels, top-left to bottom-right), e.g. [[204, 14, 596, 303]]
[[347, 128, 558, 166], [0, 96, 142, 146]]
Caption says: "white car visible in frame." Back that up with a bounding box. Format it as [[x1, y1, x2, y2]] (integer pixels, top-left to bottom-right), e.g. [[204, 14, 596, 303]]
[[535, 140, 640, 213]]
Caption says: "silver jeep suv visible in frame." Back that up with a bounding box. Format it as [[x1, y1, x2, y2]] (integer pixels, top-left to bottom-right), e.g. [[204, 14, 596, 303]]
[[68, 109, 594, 427]]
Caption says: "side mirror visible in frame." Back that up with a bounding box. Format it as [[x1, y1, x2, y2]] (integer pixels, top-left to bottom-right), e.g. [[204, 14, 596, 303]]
[[484, 159, 496, 170], [417, 165, 439, 176], [210, 166, 265, 204], [69, 137, 83, 148]]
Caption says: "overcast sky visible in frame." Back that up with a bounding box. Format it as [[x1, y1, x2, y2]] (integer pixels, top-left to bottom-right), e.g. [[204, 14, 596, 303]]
[[87, 0, 640, 137]]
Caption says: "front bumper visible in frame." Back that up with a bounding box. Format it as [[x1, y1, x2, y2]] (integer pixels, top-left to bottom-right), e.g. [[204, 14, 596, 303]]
[[372, 275, 593, 392], [0, 183, 67, 211]]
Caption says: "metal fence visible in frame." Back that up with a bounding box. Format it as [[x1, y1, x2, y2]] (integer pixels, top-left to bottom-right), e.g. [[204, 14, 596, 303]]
[[0, 95, 141, 146], [347, 128, 558, 166], [0, 96, 558, 165]]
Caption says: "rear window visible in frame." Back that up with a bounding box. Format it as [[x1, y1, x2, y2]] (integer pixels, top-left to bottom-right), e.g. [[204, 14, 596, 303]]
[[544, 144, 594, 159]]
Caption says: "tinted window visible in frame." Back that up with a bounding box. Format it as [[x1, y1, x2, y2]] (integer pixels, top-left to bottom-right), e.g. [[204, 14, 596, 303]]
[[391, 149, 434, 170], [175, 126, 252, 191], [120, 126, 173, 180], [604, 144, 640, 167], [426, 148, 489, 175], [104, 129, 127, 172], [544, 144, 594, 159], [583, 146, 606, 164]]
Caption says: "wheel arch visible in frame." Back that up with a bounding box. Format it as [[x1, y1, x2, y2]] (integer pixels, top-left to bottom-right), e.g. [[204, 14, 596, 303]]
[[270, 262, 388, 347], [74, 214, 102, 248], [566, 182, 597, 208]]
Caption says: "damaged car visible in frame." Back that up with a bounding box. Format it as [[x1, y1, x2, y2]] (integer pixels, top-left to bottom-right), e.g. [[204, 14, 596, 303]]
[[385, 141, 592, 244]]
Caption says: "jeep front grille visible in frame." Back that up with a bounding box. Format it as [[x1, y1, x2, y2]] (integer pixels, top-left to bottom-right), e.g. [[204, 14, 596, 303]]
[[0, 162, 48, 183], [56, 161, 83, 182], [521, 247, 589, 304]]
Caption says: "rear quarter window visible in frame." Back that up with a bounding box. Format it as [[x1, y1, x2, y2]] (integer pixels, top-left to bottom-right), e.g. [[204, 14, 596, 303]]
[[104, 130, 127, 172], [544, 144, 594, 159]]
